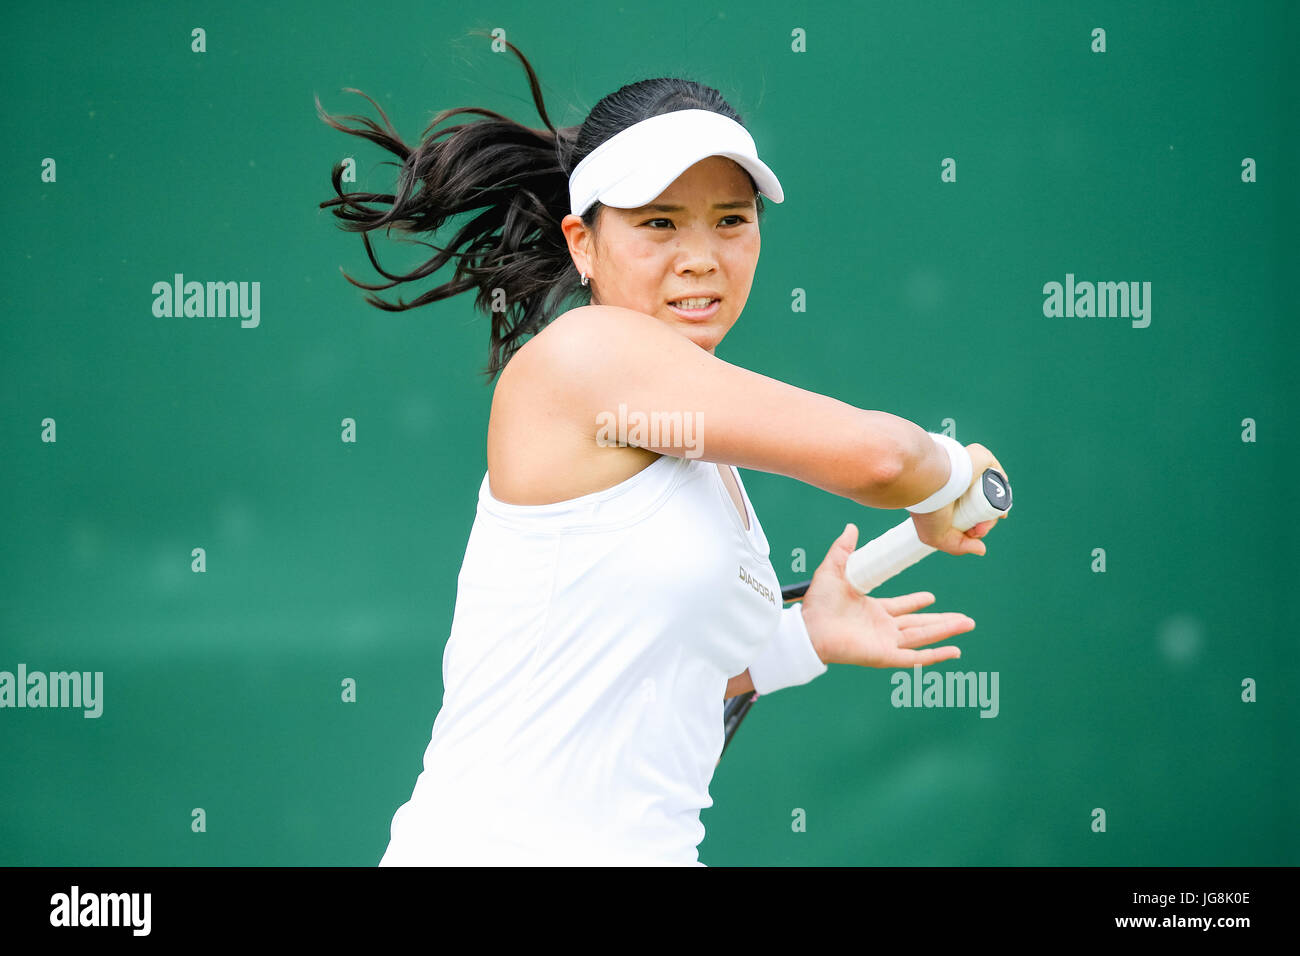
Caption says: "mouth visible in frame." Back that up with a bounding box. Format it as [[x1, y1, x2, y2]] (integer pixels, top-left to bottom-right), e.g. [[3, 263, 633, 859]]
[[667, 298, 721, 319]]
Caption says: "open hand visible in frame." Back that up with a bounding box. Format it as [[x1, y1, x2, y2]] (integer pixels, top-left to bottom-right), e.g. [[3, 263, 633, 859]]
[[799, 523, 977, 668]]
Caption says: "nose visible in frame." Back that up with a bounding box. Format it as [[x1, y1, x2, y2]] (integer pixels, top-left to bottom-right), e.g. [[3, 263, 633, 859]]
[[674, 232, 720, 275]]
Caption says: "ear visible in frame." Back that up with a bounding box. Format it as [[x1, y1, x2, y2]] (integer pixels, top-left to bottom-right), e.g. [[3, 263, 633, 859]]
[[559, 213, 591, 274]]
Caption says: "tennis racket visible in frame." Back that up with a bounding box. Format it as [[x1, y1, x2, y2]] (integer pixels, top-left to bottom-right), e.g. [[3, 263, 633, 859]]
[[719, 466, 1013, 759]]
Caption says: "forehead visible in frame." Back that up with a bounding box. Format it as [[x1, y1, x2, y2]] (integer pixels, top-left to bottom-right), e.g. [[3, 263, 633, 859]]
[[627, 157, 756, 213]]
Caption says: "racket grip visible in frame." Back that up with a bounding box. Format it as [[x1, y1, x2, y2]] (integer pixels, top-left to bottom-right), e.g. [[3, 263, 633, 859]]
[[843, 467, 1012, 594]]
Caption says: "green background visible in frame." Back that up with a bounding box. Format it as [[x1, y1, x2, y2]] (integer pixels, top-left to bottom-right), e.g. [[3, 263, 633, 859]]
[[2, 0, 1295, 866]]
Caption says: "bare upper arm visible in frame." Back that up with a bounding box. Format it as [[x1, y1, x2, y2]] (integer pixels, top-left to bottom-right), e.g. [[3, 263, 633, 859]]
[[518, 305, 911, 504]]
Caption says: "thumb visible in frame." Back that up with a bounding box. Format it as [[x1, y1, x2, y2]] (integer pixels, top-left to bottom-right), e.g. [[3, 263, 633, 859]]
[[837, 521, 859, 554], [825, 522, 859, 572]]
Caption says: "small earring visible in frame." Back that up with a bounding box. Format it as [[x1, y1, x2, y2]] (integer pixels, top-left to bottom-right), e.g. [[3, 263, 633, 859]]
[[581, 272, 589, 287]]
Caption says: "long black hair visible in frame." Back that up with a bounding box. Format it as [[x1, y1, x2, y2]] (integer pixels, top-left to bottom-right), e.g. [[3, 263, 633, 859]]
[[316, 35, 767, 382]]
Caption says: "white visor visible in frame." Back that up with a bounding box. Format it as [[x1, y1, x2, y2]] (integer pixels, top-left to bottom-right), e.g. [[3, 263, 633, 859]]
[[568, 108, 784, 217]]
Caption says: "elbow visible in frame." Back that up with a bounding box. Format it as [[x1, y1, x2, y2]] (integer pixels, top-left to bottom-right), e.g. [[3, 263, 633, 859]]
[[851, 426, 917, 506], [869, 438, 907, 492]]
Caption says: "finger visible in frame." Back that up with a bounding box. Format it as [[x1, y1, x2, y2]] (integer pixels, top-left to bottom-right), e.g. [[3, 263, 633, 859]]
[[875, 591, 935, 614], [896, 615, 976, 649], [819, 522, 859, 587], [878, 645, 962, 668], [895, 611, 970, 630], [837, 522, 859, 554]]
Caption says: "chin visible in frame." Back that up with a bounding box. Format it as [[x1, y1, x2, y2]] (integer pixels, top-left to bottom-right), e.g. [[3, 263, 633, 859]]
[[691, 329, 724, 353], [655, 308, 731, 353]]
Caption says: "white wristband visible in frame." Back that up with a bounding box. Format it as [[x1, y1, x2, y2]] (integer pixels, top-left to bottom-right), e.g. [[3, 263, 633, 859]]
[[748, 603, 828, 695], [904, 433, 972, 514]]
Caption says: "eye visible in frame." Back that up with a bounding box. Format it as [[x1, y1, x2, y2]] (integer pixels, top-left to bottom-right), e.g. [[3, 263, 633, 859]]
[[640, 216, 749, 228]]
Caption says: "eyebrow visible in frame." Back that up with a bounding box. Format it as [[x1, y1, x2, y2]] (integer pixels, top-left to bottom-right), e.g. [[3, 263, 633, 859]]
[[636, 201, 756, 212]]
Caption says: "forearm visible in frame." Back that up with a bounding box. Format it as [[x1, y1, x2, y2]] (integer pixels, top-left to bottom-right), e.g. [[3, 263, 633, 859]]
[[724, 669, 754, 699]]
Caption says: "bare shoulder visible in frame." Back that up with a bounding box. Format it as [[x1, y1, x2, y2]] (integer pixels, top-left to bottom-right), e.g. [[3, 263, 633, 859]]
[[499, 306, 601, 398], [501, 304, 675, 411], [487, 306, 661, 505], [517, 304, 666, 371]]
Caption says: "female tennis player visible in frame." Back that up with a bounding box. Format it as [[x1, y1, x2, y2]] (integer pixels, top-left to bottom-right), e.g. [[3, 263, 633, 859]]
[[318, 39, 1009, 866]]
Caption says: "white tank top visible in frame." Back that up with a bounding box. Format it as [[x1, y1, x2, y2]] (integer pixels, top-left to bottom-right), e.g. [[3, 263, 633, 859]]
[[379, 452, 785, 866]]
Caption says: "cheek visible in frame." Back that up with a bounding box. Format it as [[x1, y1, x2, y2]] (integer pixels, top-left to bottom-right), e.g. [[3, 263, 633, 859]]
[[618, 235, 660, 259], [727, 232, 760, 262], [724, 236, 760, 280], [617, 243, 667, 284]]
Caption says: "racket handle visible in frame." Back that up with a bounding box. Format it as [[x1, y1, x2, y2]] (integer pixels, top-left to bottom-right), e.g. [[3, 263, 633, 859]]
[[844, 468, 1012, 594]]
